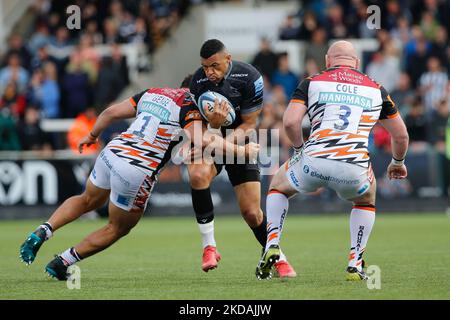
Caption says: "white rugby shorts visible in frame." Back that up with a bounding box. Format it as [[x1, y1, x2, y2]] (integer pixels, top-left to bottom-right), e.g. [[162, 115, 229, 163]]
[[89, 148, 155, 212], [285, 151, 373, 200]]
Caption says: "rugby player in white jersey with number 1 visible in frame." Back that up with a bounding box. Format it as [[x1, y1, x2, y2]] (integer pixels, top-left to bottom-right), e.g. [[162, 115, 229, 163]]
[[255, 41, 409, 281]]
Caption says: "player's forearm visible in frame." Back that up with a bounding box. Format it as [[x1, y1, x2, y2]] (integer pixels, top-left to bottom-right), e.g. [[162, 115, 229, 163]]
[[225, 121, 257, 144], [203, 132, 246, 157], [283, 114, 303, 148], [391, 133, 409, 160], [90, 108, 116, 137]]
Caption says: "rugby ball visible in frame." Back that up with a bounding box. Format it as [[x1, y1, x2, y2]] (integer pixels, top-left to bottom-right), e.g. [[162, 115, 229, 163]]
[[197, 91, 236, 127]]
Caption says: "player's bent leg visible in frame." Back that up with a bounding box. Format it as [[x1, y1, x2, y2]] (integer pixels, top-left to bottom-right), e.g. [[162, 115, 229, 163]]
[[346, 176, 377, 281], [19, 180, 110, 265], [187, 163, 221, 272], [256, 164, 298, 280], [45, 202, 143, 280]]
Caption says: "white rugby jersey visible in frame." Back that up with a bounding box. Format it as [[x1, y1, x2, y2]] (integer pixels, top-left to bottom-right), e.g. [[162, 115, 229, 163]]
[[107, 88, 202, 178], [291, 66, 398, 168]]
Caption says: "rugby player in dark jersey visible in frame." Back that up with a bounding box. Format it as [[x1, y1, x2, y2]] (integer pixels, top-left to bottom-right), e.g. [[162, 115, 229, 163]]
[[188, 39, 296, 277]]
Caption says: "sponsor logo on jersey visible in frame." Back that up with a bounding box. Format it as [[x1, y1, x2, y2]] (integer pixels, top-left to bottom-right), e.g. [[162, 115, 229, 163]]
[[139, 101, 171, 122], [357, 183, 370, 194], [230, 73, 248, 77], [303, 165, 310, 174], [310, 171, 360, 185], [318, 92, 372, 109], [329, 70, 364, 84], [117, 195, 130, 206], [196, 78, 209, 84], [289, 171, 300, 187], [185, 110, 202, 121], [254, 76, 263, 97]]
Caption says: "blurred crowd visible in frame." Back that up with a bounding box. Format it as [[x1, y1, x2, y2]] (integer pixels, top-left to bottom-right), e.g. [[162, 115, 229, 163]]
[[0, 0, 190, 151], [252, 0, 450, 195]]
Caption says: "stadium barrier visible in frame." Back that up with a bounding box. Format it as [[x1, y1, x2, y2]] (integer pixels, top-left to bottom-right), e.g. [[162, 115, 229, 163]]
[[0, 148, 447, 219]]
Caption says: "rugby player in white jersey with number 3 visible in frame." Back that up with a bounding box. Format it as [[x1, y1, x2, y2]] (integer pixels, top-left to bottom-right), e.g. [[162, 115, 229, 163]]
[[255, 41, 409, 281]]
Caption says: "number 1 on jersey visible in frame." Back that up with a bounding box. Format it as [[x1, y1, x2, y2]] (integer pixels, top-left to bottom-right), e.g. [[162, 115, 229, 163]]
[[133, 115, 152, 138]]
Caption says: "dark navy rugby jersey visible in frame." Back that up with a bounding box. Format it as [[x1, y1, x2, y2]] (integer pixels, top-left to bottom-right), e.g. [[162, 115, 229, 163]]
[[189, 60, 264, 129]]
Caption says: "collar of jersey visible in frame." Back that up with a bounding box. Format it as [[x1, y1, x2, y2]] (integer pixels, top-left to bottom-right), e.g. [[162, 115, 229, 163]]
[[224, 60, 233, 80]]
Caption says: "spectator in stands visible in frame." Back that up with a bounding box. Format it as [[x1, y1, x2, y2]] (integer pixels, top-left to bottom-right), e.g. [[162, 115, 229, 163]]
[[279, 14, 300, 40], [420, 11, 440, 41], [391, 73, 415, 115], [390, 16, 413, 48], [0, 108, 21, 150], [383, 0, 411, 31], [4, 34, 32, 71], [49, 26, 72, 50], [95, 45, 129, 111], [77, 34, 100, 83], [430, 26, 448, 66], [419, 56, 448, 116], [366, 51, 400, 93], [271, 53, 299, 99], [30, 45, 58, 72], [67, 107, 99, 155], [61, 53, 91, 118], [0, 53, 30, 94], [85, 20, 104, 45], [404, 99, 429, 151], [406, 37, 431, 87], [372, 124, 391, 153], [251, 38, 278, 80], [28, 23, 51, 55], [297, 11, 318, 41], [103, 18, 125, 45], [0, 81, 26, 119], [17, 106, 52, 151], [29, 62, 60, 119], [324, 3, 348, 39], [304, 27, 328, 71], [303, 58, 319, 78], [130, 17, 150, 46], [429, 98, 450, 196]]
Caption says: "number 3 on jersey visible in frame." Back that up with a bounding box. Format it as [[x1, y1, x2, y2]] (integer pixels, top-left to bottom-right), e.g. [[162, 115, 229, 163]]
[[320, 104, 363, 133]]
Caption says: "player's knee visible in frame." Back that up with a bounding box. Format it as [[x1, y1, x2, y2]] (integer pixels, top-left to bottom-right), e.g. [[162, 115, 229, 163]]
[[189, 169, 212, 188], [107, 223, 132, 238], [81, 193, 99, 210], [241, 208, 261, 225]]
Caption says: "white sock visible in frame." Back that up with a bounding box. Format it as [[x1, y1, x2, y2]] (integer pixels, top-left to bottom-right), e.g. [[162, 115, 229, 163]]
[[198, 221, 216, 248], [39, 222, 53, 240], [266, 191, 289, 251], [349, 206, 376, 271], [60, 247, 82, 266]]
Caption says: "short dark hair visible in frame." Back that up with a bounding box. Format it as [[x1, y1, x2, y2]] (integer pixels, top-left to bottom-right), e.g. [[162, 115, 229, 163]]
[[180, 74, 193, 88], [200, 39, 225, 59]]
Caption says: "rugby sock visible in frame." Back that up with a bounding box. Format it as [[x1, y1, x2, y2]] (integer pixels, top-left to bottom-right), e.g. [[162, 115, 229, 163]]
[[265, 190, 289, 251], [251, 214, 267, 248], [349, 205, 376, 271], [60, 247, 83, 267], [198, 221, 216, 248], [35, 222, 53, 240], [192, 188, 216, 248]]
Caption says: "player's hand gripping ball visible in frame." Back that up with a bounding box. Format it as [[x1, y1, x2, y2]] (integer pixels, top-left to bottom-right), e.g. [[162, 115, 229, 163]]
[[197, 91, 236, 127]]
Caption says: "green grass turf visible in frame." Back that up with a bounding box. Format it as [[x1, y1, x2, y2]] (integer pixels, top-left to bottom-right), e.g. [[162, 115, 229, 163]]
[[1, 213, 449, 299]]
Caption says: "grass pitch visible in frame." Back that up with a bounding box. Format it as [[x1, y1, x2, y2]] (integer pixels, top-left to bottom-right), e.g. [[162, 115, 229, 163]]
[[1, 213, 449, 299]]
